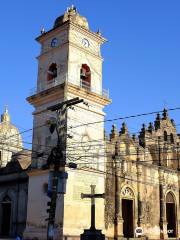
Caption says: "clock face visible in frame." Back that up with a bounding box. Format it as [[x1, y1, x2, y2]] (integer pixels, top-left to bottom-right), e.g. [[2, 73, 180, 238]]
[[82, 38, 90, 48], [51, 38, 58, 48]]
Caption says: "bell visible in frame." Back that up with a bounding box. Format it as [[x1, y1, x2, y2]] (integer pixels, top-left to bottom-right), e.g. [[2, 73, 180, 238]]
[[47, 70, 54, 76], [80, 73, 86, 79], [80, 69, 86, 79]]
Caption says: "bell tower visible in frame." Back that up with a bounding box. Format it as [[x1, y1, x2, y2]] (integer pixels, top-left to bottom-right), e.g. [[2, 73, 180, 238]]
[[25, 6, 110, 239]]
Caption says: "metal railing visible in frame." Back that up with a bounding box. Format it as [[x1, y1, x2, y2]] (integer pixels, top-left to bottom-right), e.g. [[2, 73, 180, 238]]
[[29, 74, 109, 99]]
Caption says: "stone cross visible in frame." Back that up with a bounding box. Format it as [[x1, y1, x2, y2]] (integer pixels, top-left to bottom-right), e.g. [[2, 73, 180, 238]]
[[81, 185, 105, 230]]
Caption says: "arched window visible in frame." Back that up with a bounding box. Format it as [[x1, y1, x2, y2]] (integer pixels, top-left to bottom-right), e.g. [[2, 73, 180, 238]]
[[47, 63, 57, 81], [166, 192, 176, 238], [164, 131, 168, 141], [170, 133, 174, 144], [80, 64, 91, 90], [1, 196, 12, 236], [166, 192, 175, 203]]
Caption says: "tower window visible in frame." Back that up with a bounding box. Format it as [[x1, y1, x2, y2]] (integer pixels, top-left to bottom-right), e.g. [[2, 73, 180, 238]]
[[80, 64, 91, 90], [47, 63, 57, 81], [164, 131, 168, 141]]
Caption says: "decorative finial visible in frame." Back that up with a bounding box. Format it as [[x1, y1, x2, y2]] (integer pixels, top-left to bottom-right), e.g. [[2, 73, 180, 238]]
[[67, 4, 77, 13], [162, 108, 168, 120], [1, 106, 10, 123], [120, 122, 128, 135], [156, 113, 161, 121], [96, 29, 102, 36], [5, 105, 8, 113], [148, 122, 154, 133], [132, 134, 136, 141], [138, 124, 146, 148], [110, 124, 118, 139], [41, 27, 46, 35], [141, 123, 146, 133], [154, 113, 161, 130]]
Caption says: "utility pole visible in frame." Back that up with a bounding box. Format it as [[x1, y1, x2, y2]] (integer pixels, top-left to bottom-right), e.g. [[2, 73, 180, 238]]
[[45, 97, 84, 240]]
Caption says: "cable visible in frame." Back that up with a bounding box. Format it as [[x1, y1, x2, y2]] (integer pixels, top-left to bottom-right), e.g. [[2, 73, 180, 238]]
[[67, 106, 180, 130], [73, 165, 166, 187], [1, 106, 180, 151]]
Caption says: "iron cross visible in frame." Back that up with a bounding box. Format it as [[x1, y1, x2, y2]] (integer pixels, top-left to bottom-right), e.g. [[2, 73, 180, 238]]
[[81, 185, 105, 230]]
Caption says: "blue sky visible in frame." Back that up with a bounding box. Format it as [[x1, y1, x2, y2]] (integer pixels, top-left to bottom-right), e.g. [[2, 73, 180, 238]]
[[0, 0, 180, 145]]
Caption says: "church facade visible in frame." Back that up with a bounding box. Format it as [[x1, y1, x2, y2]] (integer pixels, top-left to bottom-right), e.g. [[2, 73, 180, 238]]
[[22, 6, 180, 240], [106, 110, 180, 239]]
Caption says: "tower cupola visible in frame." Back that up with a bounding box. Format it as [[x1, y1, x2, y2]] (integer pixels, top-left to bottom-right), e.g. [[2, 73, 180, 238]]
[[54, 5, 89, 30]]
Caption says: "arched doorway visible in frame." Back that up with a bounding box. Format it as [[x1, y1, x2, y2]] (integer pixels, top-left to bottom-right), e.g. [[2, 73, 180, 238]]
[[121, 187, 134, 238], [166, 192, 176, 238], [1, 196, 12, 237]]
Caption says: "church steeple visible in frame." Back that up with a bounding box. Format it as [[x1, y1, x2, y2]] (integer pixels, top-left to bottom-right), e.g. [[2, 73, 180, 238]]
[[25, 7, 109, 239]]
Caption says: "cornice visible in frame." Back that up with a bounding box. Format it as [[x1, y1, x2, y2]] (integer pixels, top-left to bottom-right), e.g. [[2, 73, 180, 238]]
[[36, 21, 106, 45], [36, 22, 69, 43], [27, 81, 111, 108], [67, 83, 111, 107], [26, 84, 65, 107]]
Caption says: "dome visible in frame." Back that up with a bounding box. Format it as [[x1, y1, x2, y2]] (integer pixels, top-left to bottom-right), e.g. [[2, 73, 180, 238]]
[[0, 107, 23, 167], [54, 5, 89, 30]]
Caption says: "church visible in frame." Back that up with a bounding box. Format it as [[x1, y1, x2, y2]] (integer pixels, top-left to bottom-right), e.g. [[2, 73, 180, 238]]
[[106, 110, 180, 239], [1, 5, 180, 240], [0, 108, 31, 238]]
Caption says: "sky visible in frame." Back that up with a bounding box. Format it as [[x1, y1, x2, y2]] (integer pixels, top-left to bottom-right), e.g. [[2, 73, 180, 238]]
[[0, 0, 180, 146]]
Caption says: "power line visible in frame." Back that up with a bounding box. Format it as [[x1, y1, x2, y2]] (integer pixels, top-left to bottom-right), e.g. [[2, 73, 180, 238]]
[[1, 106, 180, 149], [67, 106, 180, 130], [73, 165, 171, 188]]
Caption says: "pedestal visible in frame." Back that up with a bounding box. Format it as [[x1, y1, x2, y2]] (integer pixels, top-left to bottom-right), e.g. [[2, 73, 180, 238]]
[[80, 228, 105, 240]]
